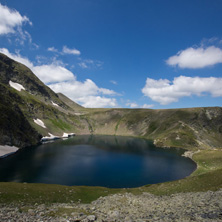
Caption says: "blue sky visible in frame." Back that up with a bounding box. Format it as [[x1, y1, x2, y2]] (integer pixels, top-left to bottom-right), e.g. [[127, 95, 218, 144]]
[[0, 0, 222, 108]]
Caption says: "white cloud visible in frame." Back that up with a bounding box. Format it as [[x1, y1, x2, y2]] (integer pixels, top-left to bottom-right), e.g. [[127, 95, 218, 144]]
[[98, 88, 117, 95], [47, 47, 58, 52], [62, 46, 80, 55], [142, 104, 154, 109], [142, 76, 222, 105], [0, 3, 31, 35], [126, 102, 138, 108], [0, 3, 32, 44], [48, 80, 118, 108], [32, 65, 75, 84], [166, 46, 222, 69], [48, 79, 117, 102], [77, 96, 117, 108], [48, 46, 81, 57], [49, 79, 99, 99]]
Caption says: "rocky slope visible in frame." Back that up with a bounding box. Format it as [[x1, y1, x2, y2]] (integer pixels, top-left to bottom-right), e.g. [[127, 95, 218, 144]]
[[1, 190, 222, 221], [0, 52, 222, 151], [0, 53, 90, 148]]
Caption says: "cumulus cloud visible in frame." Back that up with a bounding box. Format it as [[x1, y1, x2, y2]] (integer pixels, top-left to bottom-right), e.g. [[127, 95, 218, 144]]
[[0, 3, 31, 35], [142, 76, 222, 105], [98, 88, 117, 95], [166, 46, 222, 69], [0, 48, 117, 108], [32, 65, 75, 84], [48, 80, 118, 108], [48, 79, 117, 103], [77, 96, 117, 108], [62, 46, 80, 55], [49, 79, 100, 99]]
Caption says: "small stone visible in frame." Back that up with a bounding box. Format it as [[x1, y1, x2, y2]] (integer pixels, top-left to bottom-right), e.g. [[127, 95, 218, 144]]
[[87, 215, 96, 221], [28, 209, 35, 216], [124, 216, 133, 222], [109, 210, 120, 218]]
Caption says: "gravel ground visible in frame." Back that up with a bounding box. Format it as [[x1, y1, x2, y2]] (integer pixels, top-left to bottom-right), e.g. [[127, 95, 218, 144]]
[[1, 190, 222, 221]]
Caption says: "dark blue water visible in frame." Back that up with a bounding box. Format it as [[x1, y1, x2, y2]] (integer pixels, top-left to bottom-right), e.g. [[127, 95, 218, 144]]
[[0, 135, 196, 188]]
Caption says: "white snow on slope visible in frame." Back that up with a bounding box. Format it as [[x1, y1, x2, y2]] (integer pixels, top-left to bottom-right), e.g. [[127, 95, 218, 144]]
[[9, 80, 25, 91], [41, 133, 75, 142], [0, 145, 19, 158], [33, 118, 46, 128], [62, 133, 69, 138], [41, 133, 60, 142], [51, 101, 59, 107], [62, 132, 75, 138]]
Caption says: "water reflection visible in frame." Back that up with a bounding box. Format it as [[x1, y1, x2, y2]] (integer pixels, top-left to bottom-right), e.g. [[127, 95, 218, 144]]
[[0, 135, 196, 188]]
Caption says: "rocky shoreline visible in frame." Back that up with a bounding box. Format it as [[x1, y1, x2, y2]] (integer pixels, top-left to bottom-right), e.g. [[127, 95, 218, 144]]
[[1, 189, 222, 221]]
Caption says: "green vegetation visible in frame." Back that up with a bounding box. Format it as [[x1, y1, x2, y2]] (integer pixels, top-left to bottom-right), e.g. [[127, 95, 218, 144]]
[[50, 119, 72, 131], [0, 182, 121, 205]]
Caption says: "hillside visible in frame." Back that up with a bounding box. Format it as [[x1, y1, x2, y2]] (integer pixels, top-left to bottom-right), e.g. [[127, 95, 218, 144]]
[[0, 53, 90, 148], [85, 107, 222, 150], [0, 52, 222, 151]]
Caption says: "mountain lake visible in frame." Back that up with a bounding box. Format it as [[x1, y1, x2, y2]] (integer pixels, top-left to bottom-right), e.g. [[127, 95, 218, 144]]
[[0, 135, 196, 188]]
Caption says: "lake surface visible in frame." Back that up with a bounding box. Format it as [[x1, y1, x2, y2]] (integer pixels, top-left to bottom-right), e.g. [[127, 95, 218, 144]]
[[0, 135, 196, 188]]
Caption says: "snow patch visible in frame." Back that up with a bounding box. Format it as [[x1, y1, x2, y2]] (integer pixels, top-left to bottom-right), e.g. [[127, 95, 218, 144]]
[[33, 119, 46, 128], [62, 133, 69, 138], [9, 80, 25, 91], [176, 135, 180, 140], [0, 145, 19, 158], [51, 101, 59, 107], [41, 133, 60, 142], [62, 132, 76, 138], [41, 132, 75, 142]]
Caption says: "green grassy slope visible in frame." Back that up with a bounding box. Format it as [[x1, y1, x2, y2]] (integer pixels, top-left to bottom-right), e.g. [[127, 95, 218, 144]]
[[85, 107, 222, 150]]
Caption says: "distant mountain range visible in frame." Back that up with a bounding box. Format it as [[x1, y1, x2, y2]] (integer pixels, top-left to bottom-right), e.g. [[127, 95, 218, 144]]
[[0, 53, 222, 150]]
